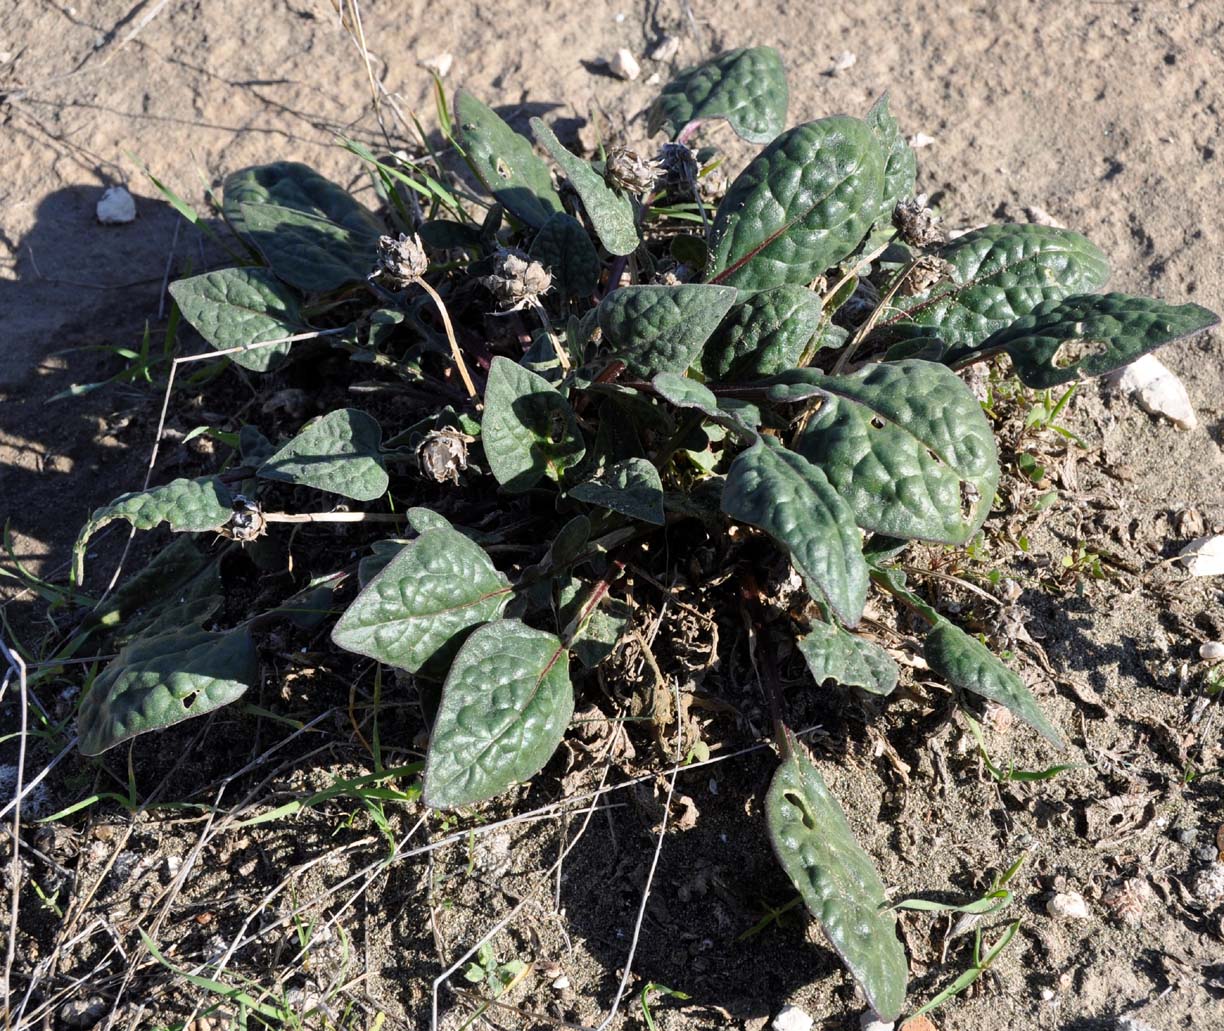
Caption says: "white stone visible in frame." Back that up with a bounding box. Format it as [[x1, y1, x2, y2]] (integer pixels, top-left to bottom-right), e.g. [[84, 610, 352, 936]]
[[830, 51, 857, 74], [772, 1004, 814, 1031], [609, 48, 641, 81], [1192, 862, 1224, 904], [551, 974, 571, 990], [858, 1014, 894, 1031], [908, 132, 936, 148], [1108, 353, 1197, 430], [1046, 891, 1091, 921], [1179, 535, 1224, 577], [648, 35, 680, 62], [96, 185, 136, 224], [1201, 642, 1224, 661]]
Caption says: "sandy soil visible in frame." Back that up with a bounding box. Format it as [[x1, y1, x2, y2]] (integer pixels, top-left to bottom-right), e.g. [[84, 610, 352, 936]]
[[2, 2, 1223, 1029]]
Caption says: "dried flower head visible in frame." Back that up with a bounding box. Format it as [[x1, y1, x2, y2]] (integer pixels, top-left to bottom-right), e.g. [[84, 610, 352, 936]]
[[416, 428, 473, 485], [483, 248, 552, 311], [372, 233, 429, 289], [893, 196, 947, 247], [657, 142, 699, 189], [897, 254, 953, 296], [605, 147, 662, 194], [219, 495, 266, 542]]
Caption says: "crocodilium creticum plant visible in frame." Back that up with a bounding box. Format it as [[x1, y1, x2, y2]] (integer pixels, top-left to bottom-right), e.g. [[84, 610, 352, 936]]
[[70, 47, 1218, 1020]]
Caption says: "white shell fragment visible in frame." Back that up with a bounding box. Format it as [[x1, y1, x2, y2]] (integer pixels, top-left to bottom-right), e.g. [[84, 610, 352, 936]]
[[772, 1005, 814, 1031], [1046, 891, 1091, 921], [1107, 353, 1197, 430], [1179, 535, 1224, 577], [1201, 642, 1224, 661], [609, 48, 641, 81], [96, 185, 136, 224]]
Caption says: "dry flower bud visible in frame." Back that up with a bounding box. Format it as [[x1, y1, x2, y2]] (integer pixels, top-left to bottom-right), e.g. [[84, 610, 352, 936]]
[[373, 233, 429, 288], [416, 428, 472, 485], [220, 495, 267, 542], [605, 147, 662, 194], [483, 248, 552, 311], [897, 254, 953, 296], [657, 142, 699, 189], [893, 197, 947, 247]]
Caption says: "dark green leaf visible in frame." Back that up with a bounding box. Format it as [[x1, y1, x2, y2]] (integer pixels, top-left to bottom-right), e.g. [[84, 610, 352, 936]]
[[766, 744, 908, 1020], [169, 268, 306, 372], [331, 525, 512, 676], [454, 91, 563, 229], [258, 409, 388, 502], [598, 284, 738, 377], [722, 439, 868, 626], [239, 425, 276, 467], [482, 357, 586, 492], [78, 627, 257, 756], [865, 94, 916, 222], [88, 537, 219, 637], [530, 212, 601, 302], [789, 360, 999, 544], [978, 292, 1220, 388], [648, 46, 788, 145], [651, 371, 761, 440], [418, 219, 483, 251], [223, 162, 383, 240], [881, 224, 1110, 353], [570, 458, 665, 525], [239, 202, 379, 293], [531, 118, 639, 256], [798, 622, 898, 696], [701, 285, 823, 380], [707, 118, 884, 294], [358, 539, 410, 587], [557, 577, 631, 668], [924, 619, 1063, 747], [424, 620, 572, 808]]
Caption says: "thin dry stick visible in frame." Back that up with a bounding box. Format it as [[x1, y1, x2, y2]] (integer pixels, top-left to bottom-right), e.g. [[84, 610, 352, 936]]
[[1, 642, 29, 1019], [263, 511, 407, 525], [416, 278, 478, 399]]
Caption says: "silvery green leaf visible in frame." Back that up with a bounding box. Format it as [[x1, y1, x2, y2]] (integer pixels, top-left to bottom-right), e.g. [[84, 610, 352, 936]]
[[557, 577, 631, 668], [424, 620, 572, 808], [570, 458, 665, 525], [798, 622, 898, 696], [223, 161, 383, 240], [865, 93, 916, 222], [238, 202, 380, 294], [700, 284, 824, 380], [530, 212, 601, 302], [258, 409, 388, 502], [598, 284, 738, 377], [651, 371, 761, 440]]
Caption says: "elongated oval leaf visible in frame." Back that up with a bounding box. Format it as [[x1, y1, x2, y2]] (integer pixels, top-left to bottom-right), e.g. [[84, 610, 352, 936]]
[[531, 118, 639, 256], [648, 46, 788, 145], [78, 627, 257, 756], [424, 620, 573, 808], [169, 268, 306, 372], [331, 525, 512, 676], [978, 292, 1220, 388], [223, 162, 383, 241], [707, 117, 884, 294], [722, 439, 868, 626], [482, 357, 585, 492], [74, 477, 233, 584], [652, 371, 761, 440], [880, 224, 1110, 353], [865, 93, 916, 222], [454, 91, 563, 230], [924, 619, 1062, 747], [766, 744, 908, 1020], [570, 457, 665, 525], [530, 212, 600, 302], [798, 622, 898, 696], [598, 284, 738, 377], [789, 360, 999, 544], [258, 409, 388, 501], [701, 284, 824, 380], [239, 202, 379, 294]]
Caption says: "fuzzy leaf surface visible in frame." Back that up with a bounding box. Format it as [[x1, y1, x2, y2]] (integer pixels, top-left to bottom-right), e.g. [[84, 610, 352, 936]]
[[258, 409, 388, 501], [924, 619, 1062, 746], [239, 202, 379, 293], [482, 357, 586, 492], [865, 93, 916, 221], [531, 118, 639, 256], [701, 284, 824, 380], [789, 360, 999, 544], [570, 458, 665, 525], [882, 224, 1110, 352], [424, 620, 572, 808], [530, 212, 600, 301], [331, 526, 512, 676], [78, 627, 257, 755], [767, 744, 908, 1020], [73, 477, 233, 583], [978, 292, 1221, 387], [169, 268, 306, 372], [454, 91, 563, 229], [648, 46, 788, 145], [223, 161, 382, 239], [798, 622, 898, 696], [722, 439, 868, 626], [598, 284, 737, 377], [707, 117, 884, 294], [651, 372, 761, 440]]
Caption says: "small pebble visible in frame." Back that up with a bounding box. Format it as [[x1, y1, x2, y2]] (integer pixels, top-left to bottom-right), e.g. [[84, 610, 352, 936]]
[[1041, 988, 1056, 1001], [859, 1013, 894, 1031], [1116, 1015, 1160, 1031], [648, 35, 680, 62], [908, 132, 936, 148], [1200, 642, 1224, 661], [96, 185, 136, 224], [59, 996, 107, 1028], [1107, 353, 1197, 430], [772, 1004, 814, 1031], [609, 48, 641, 81], [829, 50, 857, 74], [1194, 863, 1224, 903], [1178, 535, 1224, 577], [1175, 827, 1198, 846], [552, 974, 571, 991], [1046, 891, 1091, 921]]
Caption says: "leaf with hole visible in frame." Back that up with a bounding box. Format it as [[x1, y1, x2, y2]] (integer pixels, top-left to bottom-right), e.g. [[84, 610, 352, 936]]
[[598, 284, 738, 377], [798, 621, 898, 696], [924, 618, 1062, 746], [700, 285, 824, 380], [258, 409, 388, 501], [974, 292, 1220, 388], [788, 360, 1000, 545], [722, 438, 868, 626], [239, 202, 380, 294], [570, 458, 665, 525], [707, 117, 884, 294], [223, 161, 383, 240], [482, 357, 586, 492], [766, 743, 908, 1020], [530, 212, 601, 302], [531, 118, 639, 256], [865, 93, 916, 223], [454, 91, 564, 230], [78, 627, 257, 756], [331, 525, 512, 676], [73, 477, 234, 584], [424, 620, 572, 808], [169, 268, 307, 372], [648, 46, 788, 145]]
